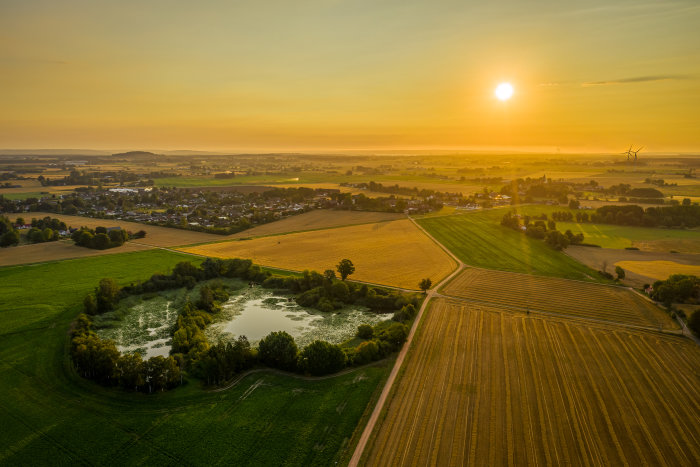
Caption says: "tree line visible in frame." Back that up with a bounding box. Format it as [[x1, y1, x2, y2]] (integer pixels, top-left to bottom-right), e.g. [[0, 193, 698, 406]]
[[500, 211, 584, 250]]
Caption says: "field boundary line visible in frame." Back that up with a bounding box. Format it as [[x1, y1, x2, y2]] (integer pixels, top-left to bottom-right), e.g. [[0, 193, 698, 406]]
[[349, 220, 466, 466], [208, 360, 391, 393]]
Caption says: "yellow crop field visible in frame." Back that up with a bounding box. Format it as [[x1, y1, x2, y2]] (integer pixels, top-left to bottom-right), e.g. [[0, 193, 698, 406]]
[[27, 212, 220, 247], [615, 260, 700, 281], [364, 299, 700, 466], [442, 267, 677, 329], [226, 209, 405, 239], [182, 219, 457, 289]]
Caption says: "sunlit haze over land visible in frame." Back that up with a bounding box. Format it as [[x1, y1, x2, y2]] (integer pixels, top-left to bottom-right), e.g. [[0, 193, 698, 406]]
[[1, 0, 699, 152]]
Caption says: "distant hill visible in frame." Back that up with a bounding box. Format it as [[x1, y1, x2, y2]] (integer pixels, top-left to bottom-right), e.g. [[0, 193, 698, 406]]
[[111, 151, 161, 158]]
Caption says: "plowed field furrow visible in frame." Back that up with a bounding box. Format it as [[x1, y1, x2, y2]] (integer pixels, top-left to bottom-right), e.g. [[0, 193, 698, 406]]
[[364, 299, 700, 466], [443, 268, 676, 329]]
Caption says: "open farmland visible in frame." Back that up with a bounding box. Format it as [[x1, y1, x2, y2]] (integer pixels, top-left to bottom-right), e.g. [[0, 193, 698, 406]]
[[566, 245, 700, 287], [554, 221, 700, 252], [182, 219, 457, 289], [364, 299, 700, 466], [442, 268, 676, 329], [0, 239, 153, 267], [417, 211, 603, 281], [225, 209, 405, 239], [27, 212, 220, 246], [615, 260, 700, 281]]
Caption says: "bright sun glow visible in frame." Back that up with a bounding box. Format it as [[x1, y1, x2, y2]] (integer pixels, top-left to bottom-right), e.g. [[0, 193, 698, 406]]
[[495, 82, 514, 101]]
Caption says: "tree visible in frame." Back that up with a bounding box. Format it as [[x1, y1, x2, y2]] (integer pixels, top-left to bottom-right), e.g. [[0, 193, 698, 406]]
[[323, 269, 336, 282], [357, 324, 374, 339], [297, 340, 346, 376], [615, 266, 626, 280], [688, 311, 700, 336], [92, 233, 112, 250], [258, 331, 298, 371], [0, 229, 19, 247], [336, 259, 355, 281], [419, 278, 432, 293], [95, 278, 121, 313], [568, 199, 580, 210], [544, 230, 570, 250]]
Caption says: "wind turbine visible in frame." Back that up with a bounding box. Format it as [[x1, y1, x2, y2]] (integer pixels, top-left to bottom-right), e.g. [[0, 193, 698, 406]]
[[622, 145, 634, 161], [630, 146, 643, 161]]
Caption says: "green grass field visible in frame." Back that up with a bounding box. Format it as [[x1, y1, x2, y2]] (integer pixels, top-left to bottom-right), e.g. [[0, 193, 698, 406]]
[[417, 209, 606, 282], [555, 221, 699, 249], [0, 250, 386, 465]]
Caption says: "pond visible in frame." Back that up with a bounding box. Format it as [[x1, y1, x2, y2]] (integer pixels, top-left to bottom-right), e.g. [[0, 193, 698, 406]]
[[206, 287, 388, 348], [96, 285, 389, 358], [96, 296, 177, 359]]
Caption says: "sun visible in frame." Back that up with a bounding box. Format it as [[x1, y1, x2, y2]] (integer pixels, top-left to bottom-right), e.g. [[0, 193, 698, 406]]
[[495, 82, 514, 101]]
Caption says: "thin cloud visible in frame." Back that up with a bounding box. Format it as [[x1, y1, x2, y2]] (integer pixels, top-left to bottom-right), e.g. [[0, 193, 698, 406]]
[[582, 75, 690, 87]]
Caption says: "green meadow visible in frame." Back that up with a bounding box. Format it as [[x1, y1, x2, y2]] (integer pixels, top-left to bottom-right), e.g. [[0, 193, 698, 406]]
[[417, 209, 606, 282]]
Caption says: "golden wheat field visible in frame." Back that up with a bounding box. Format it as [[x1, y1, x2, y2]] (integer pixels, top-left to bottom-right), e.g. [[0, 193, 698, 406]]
[[182, 219, 457, 289], [615, 260, 700, 280], [442, 267, 677, 330], [364, 299, 700, 466], [225, 209, 405, 239], [26, 212, 220, 247]]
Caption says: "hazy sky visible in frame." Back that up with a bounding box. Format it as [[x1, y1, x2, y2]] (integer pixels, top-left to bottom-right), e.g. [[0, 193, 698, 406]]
[[1, 0, 699, 152]]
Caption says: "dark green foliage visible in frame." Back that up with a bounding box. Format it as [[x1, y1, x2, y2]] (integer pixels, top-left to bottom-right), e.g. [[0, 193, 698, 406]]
[[393, 304, 418, 323], [688, 311, 700, 336], [258, 331, 298, 371], [298, 340, 346, 376], [95, 278, 121, 313], [70, 314, 181, 392], [336, 258, 355, 280], [590, 204, 700, 228], [564, 229, 584, 245], [419, 278, 432, 292], [544, 230, 570, 250], [198, 337, 254, 385], [376, 322, 408, 352], [352, 340, 380, 365], [0, 228, 20, 247], [651, 275, 699, 304], [357, 324, 374, 339], [615, 266, 626, 280]]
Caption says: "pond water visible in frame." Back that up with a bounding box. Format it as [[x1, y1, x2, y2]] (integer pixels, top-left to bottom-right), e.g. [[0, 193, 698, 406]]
[[96, 286, 388, 358], [96, 296, 176, 359], [207, 287, 387, 348]]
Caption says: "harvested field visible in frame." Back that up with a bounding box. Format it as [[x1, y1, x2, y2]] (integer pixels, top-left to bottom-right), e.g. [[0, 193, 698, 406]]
[[226, 209, 405, 239], [26, 212, 220, 247], [364, 299, 700, 466], [566, 245, 700, 287], [0, 240, 153, 267], [615, 260, 700, 281], [442, 268, 677, 329], [181, 219, 456, 289]]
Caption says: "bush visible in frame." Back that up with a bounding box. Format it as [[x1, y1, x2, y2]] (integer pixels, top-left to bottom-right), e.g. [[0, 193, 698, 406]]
[[357, 324, 374, 339], [297, 340, 346, 375], [352, 340, 380, 365], [258, 331, 298, 371]]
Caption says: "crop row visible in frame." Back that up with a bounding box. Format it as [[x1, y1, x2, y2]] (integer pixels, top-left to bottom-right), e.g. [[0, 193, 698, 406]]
[[442, 268, 675, 329], [364, 299, 700, 466]]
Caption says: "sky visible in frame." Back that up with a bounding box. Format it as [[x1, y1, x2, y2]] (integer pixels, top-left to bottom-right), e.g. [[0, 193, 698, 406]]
[[1, 0, 699, 152]]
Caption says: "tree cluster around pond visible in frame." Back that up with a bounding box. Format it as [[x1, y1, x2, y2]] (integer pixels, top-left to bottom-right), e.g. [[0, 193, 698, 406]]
[[71, 226, 131, 250], [72, 257, 421, 391]]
